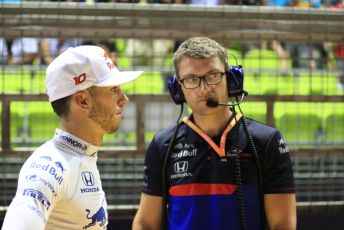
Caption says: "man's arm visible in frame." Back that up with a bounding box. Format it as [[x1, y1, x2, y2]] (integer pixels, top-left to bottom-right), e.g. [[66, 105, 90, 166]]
[[132, 193, 164, 230], [264, 193, 297, 230]]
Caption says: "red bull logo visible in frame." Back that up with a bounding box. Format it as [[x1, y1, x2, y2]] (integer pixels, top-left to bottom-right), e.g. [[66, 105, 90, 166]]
[[83, 204, 107, 229], [30, 162, 63, 185]]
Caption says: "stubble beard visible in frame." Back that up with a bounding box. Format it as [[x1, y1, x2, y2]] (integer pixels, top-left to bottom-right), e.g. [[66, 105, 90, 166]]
[[89, 102, 119, 134]]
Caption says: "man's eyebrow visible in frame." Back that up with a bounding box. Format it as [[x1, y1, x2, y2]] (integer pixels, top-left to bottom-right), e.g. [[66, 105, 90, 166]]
[[183, 71, 220, 78]]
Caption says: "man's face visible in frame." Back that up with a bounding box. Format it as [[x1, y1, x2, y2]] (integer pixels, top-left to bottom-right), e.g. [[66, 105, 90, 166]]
[[88, 86, 128, 134], [178, 56, 228, 115]]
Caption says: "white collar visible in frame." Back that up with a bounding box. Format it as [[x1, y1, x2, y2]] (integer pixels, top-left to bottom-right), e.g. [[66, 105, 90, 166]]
[[53, 128, 99, 156]]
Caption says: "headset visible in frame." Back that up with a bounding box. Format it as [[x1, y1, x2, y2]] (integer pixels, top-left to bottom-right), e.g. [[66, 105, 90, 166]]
[[167, 65, 245, 105]]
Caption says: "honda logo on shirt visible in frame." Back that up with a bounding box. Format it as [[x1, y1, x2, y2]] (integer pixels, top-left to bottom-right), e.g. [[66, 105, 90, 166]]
[[174, 161, 188, 173], [81, 172, 95, 186]]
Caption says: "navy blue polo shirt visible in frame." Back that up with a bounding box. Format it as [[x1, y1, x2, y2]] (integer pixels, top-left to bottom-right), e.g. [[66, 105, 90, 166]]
[[142, 115, 295, 230]]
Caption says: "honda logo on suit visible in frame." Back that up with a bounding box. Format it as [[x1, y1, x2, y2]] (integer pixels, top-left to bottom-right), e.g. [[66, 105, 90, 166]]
[[81, 172, 95, 186], [174, 161, 189, 173]]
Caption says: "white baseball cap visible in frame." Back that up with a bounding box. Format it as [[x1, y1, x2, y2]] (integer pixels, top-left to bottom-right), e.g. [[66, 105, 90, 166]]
[[46, 45, 143, 102]]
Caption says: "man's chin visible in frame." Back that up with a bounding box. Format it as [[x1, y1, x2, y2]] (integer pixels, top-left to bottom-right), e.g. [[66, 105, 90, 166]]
[[103, 124, 119, 135], [108, 127, 119, 134]]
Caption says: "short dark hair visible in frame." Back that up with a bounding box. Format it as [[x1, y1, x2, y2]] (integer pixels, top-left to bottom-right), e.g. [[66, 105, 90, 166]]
[[173, 37, 228, 76], [51, 96, 71, 118]]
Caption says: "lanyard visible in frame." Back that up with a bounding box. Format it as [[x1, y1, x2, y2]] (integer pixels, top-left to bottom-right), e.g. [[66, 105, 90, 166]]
[[183, 113, 242, 161]]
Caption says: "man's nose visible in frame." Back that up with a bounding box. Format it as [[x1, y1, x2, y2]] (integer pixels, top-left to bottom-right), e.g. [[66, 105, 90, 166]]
[[200, 78, 210, 89], [118, 91, 129, 106]]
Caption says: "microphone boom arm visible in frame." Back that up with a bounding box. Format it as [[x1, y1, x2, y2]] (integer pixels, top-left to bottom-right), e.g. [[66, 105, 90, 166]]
[[206, 91, 247, 107]]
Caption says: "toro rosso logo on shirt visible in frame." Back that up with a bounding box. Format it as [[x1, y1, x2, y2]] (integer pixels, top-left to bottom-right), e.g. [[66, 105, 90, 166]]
[[278, 138, 289, 154], [59, 135, 88, 151]]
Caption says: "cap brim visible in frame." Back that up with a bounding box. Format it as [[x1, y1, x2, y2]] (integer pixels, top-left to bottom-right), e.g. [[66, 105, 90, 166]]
[[95, 71, 143, 87]]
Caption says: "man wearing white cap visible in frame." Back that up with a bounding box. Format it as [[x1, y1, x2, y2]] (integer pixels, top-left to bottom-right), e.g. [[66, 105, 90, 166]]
[[2, 45, 143, 230]]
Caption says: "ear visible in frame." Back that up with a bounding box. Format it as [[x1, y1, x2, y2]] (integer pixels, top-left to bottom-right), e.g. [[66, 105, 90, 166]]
[[73, 91, 91, 110]]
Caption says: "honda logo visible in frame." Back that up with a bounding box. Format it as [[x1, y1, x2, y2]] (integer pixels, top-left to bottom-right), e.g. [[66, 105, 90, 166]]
[[174, 161, 188, 173], [81, 172, 95, 186]]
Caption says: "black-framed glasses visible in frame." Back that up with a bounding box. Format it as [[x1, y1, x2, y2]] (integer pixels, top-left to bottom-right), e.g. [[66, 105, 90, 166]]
[[179, 72, 225, 89]]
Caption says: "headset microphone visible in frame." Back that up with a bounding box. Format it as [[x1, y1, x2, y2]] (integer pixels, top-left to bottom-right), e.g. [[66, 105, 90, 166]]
[[206, 91, 248, 108], [206, 100, 229, 108]]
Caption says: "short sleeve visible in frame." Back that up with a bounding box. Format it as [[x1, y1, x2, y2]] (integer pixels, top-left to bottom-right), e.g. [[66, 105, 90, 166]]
[[261, 131, 295, 194], [142, 137, 164, 196]]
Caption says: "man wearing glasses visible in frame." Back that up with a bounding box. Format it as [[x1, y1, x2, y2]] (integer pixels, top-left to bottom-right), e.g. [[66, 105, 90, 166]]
[[133, 37, 296, 230]]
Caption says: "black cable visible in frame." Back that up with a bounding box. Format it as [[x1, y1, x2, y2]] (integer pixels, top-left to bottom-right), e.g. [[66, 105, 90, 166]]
[[227, 52, 238, 67], [161, 103, 184, 230], [237, 105, 266, 230], [232, 106, 247, 230]]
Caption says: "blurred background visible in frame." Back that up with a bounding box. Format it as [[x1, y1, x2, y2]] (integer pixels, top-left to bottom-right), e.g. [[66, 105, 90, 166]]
[[0, 1, 343, 229]]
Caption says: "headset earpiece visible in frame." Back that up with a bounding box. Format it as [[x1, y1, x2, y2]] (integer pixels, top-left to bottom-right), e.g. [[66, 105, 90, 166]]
[[226, 65, 245, 97], [168, 75, 186, 105]]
